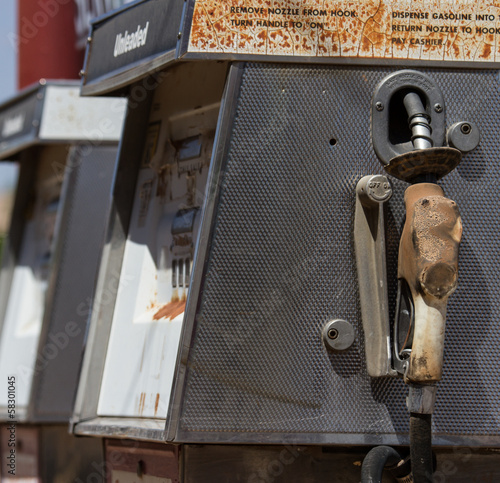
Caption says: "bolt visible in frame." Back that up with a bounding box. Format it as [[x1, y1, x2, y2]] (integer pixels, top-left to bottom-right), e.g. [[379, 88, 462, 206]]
[[434, 103, 443, 113], [327, 328, 339, 340], [177, 31, 182, 39], [460, 123, 472, 135], [79, 70, 85, 77], [375, 101, 384, 111]]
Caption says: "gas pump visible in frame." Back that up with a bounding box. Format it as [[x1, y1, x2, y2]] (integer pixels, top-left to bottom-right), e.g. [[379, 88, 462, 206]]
[[71, 1, 500, 481], [357, 71, 475, 481], [0, 81, 126, 481]]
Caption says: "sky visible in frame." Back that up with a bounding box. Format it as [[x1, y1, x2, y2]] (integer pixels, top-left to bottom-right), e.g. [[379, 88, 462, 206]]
[[0, 1, 16, 102], [0, 1, 20, 192]]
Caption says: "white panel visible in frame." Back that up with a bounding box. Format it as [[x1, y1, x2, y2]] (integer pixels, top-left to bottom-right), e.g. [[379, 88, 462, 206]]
[[0, 147, 64, 410], [97, 163, 208, 418], [0, 221, 43, 408], [97, 68, 218, 417], [38, 86, 126, 142]]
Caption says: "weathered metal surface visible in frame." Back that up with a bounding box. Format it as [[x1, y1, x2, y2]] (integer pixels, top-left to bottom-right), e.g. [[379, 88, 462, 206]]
[[105, 439, 179, 483], [398, 183, 462, 383], [183, 444, 500, 483], [95, 62, 226, 421], [39, 85, 126, 141], [188, 0, 500, 63], [386, 146, 462, 182], [0, 147, 65, 415], [0, 425, 39, 481], [354, 175, 394, 377], [153, 297, 187, 321], [0, 82, 125, 159]]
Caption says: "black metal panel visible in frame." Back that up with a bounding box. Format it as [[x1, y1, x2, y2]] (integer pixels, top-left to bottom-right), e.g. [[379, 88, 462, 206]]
[[0, 89, 39, 157], [173, 63, 500, 446], [30, 146, 118, 422], [84, 0, 185, 86]]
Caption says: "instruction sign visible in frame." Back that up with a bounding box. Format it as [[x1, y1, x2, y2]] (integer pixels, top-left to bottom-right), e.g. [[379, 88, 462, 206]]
[[188, 0, 500, 63]]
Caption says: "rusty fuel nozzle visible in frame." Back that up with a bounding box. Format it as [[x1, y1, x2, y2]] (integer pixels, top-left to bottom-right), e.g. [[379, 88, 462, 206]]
[[386, 87, 463, 390], [393, 82, 464, 483], [366, 69, 470, 483], [399, 183, 462, 385]]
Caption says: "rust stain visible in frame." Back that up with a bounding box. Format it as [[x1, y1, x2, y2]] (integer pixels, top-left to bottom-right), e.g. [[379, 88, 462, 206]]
[[399, 184, 462, 299], [153, 293, 187, 321], [187, 0, 499, 63], [138, 392, 146, 415], [154, 393, 160, 415], [399, 183, 461, 383], [174, 234, 191, 247], [361, 34, 371, 52], [480, 43, 492, 59]]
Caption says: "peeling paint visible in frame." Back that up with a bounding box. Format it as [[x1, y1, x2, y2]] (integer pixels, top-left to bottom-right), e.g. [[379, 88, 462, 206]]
[[188, 0, 500, 63], [399, 183, 462, 383]]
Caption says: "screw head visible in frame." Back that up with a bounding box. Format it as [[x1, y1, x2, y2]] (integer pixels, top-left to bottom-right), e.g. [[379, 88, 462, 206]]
[[327, 328, 339, 340], [375, 101, 384, 111], [322, 319, 355, 352], [460, 123, 472, 135], [434, 103, 443, 113]]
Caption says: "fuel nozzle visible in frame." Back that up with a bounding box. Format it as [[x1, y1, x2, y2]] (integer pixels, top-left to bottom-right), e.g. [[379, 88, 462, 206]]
[[395, 90, 463, 388], [365, 69, 469, 483], [397, 90, 463, 483], [399, 182, 462, 388]]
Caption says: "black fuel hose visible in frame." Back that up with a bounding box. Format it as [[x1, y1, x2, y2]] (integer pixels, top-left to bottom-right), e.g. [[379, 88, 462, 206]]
[[361, 445, 403, 483], [410, 412, 433, 483]]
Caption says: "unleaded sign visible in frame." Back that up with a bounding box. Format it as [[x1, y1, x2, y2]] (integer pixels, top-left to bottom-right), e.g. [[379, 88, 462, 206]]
[[187, 0, 500, 62]]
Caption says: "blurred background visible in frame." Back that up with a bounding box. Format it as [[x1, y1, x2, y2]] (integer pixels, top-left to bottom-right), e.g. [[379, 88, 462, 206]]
[[0, 0, 132, 255], [0, 0, 17, 251]]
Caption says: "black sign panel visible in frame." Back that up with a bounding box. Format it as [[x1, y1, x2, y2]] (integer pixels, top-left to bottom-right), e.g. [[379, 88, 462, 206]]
[[85, 0, 185, 86], [0, 90, 39, 158]]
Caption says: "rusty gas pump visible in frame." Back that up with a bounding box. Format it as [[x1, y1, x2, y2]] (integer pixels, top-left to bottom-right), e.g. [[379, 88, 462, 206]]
[[358, 70, 479, 482]]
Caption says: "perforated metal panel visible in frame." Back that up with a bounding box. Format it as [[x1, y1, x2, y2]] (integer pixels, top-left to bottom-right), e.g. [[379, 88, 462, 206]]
[[172, 64, 500, 445]]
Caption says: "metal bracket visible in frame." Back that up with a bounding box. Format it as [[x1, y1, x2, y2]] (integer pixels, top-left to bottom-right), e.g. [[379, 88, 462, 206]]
[[372, 70, 446, 166], [354, 175, 396, 377]]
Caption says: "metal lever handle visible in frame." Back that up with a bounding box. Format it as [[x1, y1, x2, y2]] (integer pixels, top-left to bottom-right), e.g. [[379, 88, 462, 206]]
[[398, 183, 462, 384], [354, 175, 394, 377]]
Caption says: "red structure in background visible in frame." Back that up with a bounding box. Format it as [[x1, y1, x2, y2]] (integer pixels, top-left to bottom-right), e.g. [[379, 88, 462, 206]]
[[17, 0, 84, 89]]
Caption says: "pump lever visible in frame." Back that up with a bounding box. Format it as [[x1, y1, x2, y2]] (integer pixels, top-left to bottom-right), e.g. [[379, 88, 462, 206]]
[[354, 175, 394, 377]]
